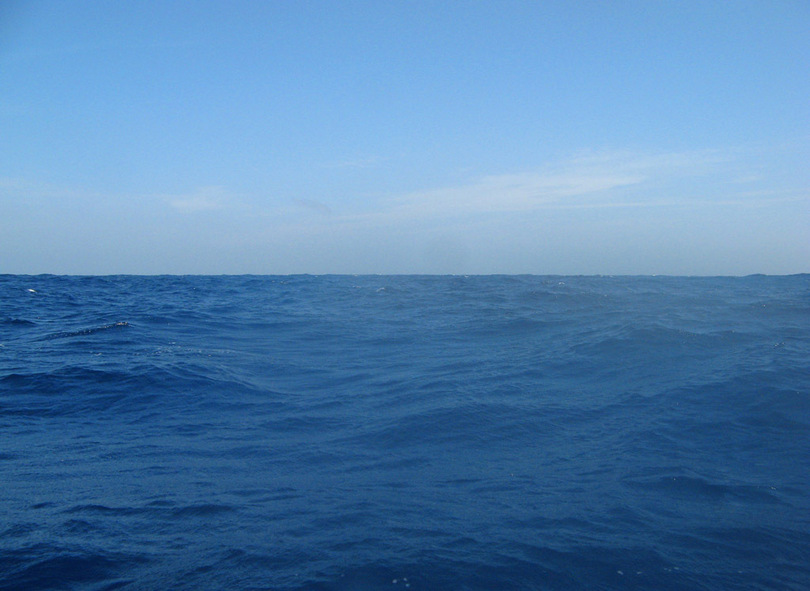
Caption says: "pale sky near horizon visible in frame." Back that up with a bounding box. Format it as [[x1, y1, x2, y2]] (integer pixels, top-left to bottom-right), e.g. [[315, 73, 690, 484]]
[[1, 1, 808, 275]]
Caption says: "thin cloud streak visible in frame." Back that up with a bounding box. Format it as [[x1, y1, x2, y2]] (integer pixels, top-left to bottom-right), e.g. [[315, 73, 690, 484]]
[[328, 149, 741, 227], [292, 198, 333, 215], [324, 156, 384, 170], [165, 186, 233, 213]]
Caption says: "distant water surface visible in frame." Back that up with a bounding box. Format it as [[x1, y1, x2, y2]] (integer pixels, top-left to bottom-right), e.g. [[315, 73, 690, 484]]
[[1, 274, 808, 590]]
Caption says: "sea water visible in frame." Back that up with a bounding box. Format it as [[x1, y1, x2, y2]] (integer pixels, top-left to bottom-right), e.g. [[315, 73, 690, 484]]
[[1, 274, 808, 590]]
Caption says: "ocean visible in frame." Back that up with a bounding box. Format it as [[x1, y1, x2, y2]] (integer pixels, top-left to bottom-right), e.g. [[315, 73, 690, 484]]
[[1, 274, 808, 591]]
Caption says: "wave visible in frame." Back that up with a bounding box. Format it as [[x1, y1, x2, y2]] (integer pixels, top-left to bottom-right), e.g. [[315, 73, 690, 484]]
[[0, 361, 280, 419], [2, 274, 808, 591], [41, 321, 131, 341], [622, 474, 783, 504], [1, 318, 37, 327], [0, 544, 146, 591]]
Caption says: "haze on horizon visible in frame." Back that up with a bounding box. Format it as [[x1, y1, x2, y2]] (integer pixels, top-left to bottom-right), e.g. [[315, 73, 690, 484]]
[[1, 1, 808, 276]]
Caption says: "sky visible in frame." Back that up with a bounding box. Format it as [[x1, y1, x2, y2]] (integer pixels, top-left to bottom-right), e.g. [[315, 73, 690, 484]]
[[1, 1, 808, 275]]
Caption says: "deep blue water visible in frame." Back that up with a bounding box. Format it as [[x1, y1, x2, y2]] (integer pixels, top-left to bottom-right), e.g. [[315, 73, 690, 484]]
[[1, 274, 809, 591]]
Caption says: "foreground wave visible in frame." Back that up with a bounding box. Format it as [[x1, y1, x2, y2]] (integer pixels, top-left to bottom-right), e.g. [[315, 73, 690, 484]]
[[1, 275, 808, 590]]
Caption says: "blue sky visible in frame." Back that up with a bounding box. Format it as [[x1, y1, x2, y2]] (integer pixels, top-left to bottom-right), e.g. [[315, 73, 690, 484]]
[[1, 1, 808, 275]]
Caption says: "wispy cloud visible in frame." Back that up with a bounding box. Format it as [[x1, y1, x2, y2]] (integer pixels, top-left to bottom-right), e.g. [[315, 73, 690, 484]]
[[323, 156, 384, 170], [166, 186, 232, 213], [0, 176, 101, 202], [336, 149, 732, 225], [292, 198, 333, 215]]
